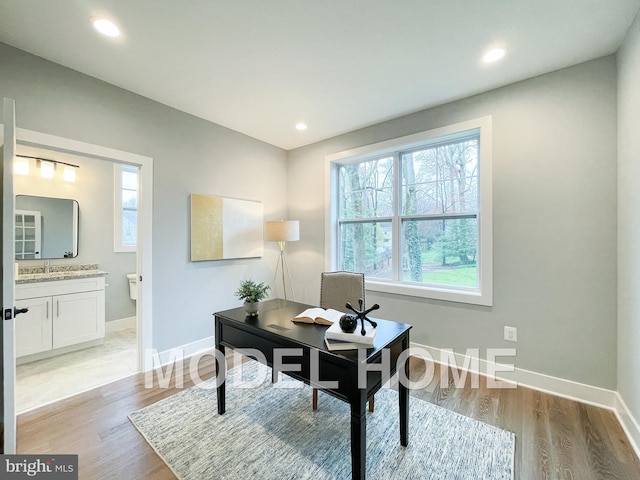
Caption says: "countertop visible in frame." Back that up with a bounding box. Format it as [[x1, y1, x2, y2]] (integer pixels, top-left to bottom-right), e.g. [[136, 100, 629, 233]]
[[16, 264, 108, 284]]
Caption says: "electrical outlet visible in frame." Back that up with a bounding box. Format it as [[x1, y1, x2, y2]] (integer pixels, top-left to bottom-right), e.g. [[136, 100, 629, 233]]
[[504, 326, 517, 342]]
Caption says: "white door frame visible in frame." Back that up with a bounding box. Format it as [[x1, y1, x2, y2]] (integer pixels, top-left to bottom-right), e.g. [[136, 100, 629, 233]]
[[0, 126, 154, 372], [2, 98, 17, 453]]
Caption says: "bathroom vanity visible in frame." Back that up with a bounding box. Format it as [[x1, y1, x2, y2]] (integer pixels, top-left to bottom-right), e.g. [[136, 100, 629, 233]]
[[15, 265, 107, 361]]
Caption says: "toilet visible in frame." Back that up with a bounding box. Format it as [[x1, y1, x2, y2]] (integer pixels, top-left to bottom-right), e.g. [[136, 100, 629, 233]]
[[127, 273, 138, 300]]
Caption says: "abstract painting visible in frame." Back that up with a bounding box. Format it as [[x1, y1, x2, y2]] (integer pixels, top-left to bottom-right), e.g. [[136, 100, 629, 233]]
[[190, 194, 263, 261]]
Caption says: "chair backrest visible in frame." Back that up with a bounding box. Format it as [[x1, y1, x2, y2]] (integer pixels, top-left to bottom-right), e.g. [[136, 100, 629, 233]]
[[319, 271, 365, 312]]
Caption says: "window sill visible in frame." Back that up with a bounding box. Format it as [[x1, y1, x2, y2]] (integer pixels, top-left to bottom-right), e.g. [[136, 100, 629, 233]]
[[365, 279, 492, 307], [114, 245, 137, 253]]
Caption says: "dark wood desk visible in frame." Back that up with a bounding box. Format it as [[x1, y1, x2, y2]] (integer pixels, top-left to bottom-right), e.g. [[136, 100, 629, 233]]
[[214, 298, 412, 480]]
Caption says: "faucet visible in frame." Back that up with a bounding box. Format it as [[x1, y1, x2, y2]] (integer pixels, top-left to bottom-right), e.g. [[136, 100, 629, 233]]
[[44, 260, 50, 274]]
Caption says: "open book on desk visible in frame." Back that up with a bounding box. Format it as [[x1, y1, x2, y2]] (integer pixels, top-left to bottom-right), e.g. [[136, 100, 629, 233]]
[[292, 307, 343, 325]]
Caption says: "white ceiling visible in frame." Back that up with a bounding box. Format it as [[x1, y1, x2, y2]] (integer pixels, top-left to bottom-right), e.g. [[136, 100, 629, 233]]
[[0, 1, 638, 150]]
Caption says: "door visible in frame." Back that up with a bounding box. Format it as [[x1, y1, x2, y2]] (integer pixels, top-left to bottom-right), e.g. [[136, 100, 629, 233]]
[[1, 97, 17, 453]]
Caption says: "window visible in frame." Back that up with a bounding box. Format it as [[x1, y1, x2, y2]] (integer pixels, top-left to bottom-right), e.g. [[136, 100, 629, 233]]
[[114, 163, 139, 252], [327, 117, 492, 305]]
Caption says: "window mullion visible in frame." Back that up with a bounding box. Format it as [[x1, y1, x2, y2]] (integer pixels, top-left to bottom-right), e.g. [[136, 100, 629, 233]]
[[392, 152, 401, 282], [339, 216, 393, 224], [401, 212, 477, 221]]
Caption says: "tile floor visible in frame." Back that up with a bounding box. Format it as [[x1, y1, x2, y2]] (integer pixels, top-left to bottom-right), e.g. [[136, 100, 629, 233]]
[[16, 327, 138, 412]]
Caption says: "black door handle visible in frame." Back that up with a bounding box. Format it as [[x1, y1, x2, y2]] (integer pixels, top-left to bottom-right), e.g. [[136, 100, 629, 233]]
[[4, 307, 29, 320]]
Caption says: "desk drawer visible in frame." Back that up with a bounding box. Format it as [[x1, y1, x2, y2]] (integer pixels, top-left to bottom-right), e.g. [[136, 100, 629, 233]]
[[219, 324, 291, 365]]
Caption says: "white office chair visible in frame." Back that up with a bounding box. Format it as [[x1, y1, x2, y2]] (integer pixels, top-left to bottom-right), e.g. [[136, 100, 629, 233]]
[[314, 271, 374, 412]]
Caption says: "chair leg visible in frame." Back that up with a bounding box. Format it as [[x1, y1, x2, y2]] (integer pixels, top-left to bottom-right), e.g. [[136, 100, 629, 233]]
[[368, 396, 374, 413]]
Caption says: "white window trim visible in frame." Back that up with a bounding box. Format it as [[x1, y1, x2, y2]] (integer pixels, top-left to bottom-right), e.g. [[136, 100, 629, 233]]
[[114, 163, 138, 253], [325, 116, 493, 306]]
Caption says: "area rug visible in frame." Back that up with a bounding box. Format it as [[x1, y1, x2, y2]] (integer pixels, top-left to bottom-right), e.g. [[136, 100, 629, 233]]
[[129, 361, 514, 479]]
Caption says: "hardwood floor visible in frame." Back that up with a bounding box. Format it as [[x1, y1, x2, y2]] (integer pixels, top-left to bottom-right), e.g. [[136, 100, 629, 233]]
[[17, 354, 640, 479]]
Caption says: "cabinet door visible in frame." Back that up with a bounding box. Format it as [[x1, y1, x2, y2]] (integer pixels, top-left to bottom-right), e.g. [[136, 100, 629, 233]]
[[53, 290, 105, 349], [15, 297, 52, 357]]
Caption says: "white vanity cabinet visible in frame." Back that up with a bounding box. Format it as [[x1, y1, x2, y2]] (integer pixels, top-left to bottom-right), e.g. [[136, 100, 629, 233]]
[[15, 276, 106, 359], [15, 296, 52, 357]]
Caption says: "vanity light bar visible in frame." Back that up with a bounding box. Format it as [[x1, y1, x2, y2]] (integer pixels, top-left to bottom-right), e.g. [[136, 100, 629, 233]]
[[17, 155, 80, 169], [16, 155, 79, 182]]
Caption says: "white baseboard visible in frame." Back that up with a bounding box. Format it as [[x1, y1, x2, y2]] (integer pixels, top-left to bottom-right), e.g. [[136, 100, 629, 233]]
[[614, 393, 640, 460], [409, 342, 618, 410], [106, 316, 136, 332], [151, 336, 215, 368]]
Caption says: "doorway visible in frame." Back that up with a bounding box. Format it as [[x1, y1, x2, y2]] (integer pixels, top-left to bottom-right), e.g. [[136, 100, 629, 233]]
[[13, 146, 141, 411], [2, 123, 153, 451]]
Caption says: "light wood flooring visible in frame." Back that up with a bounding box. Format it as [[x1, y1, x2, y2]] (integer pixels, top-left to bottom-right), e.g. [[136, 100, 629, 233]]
[[17, 354, 640, 479]]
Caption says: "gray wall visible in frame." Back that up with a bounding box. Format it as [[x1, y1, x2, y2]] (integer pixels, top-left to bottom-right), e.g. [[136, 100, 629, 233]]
[[618, 11, 640, 424], [14, 153, 137, 322], [0, 42, 288, 350], [287, 56, 618, 389]]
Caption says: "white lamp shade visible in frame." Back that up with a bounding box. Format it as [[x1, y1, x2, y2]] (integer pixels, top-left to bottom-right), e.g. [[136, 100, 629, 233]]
[[63, 165, 76, 182], [264, 220, 299, 242], [14, 158, 29, 175], [39, 160, 54, 179]]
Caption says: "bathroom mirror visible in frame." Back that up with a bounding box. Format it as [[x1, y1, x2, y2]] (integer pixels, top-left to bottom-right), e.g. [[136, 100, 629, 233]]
[[15, 195, 79, 260]]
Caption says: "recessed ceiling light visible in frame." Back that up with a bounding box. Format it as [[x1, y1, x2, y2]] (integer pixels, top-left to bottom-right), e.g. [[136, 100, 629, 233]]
[[483, 48, 506, 63], [92, 17, 120, 37], [295, 123, 308, 131]]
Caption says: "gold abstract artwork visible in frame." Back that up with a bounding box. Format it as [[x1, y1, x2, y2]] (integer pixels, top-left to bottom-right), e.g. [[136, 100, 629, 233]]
[[190, 194, 263, 261]]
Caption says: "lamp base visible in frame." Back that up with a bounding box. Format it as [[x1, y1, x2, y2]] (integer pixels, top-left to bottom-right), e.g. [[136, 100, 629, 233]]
[[272, 245, 295, 301]]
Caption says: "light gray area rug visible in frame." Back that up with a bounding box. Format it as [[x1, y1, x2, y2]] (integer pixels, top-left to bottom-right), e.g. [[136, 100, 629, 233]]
[[129, 361, 514, 480]]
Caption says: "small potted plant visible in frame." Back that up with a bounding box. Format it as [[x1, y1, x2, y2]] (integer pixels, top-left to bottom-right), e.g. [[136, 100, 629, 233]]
[[235, 279, 270, 316]]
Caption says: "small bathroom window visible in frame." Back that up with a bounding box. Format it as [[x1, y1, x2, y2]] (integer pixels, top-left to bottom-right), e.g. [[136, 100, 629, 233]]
[[114, 163, 138, 252]]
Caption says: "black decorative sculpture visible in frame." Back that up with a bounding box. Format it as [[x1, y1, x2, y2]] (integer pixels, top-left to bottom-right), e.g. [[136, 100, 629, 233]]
[[339, 314, 358, 333], [344, 298, 379, 336]]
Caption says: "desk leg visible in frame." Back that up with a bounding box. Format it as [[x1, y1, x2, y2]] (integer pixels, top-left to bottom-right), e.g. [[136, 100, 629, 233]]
[[216, 343, 226, 415], [399, 335, 409, 446], [350, 391, 367, 480]]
